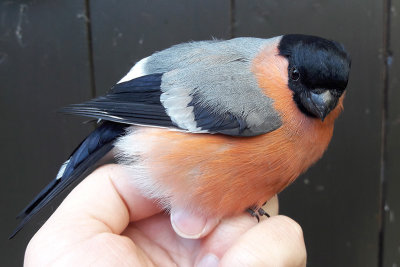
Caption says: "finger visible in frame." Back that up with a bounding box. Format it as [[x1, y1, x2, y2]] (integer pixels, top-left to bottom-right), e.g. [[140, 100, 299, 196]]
[[25, 164, 162, 266], [195, 213, 258, 266], [170, 208, 220, 239], [36, 164, 161, 238], [170, 194, 279, 240], [219, 215, 307, 267], [194, 195, 278, 266], [109, 164, 162, 222]]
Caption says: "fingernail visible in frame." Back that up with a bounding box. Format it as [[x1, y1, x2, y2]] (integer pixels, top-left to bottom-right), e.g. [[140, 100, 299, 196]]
[[196, 253, 219, 267], [170, 209, 220, 239], [170, 209, 208, 239]]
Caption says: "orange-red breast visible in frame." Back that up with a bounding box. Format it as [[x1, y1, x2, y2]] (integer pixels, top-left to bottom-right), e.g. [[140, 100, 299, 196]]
[[12, 34, 350, 238]]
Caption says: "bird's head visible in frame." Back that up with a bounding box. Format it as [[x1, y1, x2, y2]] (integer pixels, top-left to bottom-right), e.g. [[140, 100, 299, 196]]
[[278, 34, 351, 121]]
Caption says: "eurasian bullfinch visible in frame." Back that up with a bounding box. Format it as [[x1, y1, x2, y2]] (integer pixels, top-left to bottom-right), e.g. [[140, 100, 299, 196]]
[[11, 34, 351, 238]]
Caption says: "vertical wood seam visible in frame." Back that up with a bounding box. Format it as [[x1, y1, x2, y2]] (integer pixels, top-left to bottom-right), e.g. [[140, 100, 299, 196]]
[[84, 0, 96, 98], [84, 0, 96, 131], [378, 0, 392, 266], [230, 0, 236, 38]]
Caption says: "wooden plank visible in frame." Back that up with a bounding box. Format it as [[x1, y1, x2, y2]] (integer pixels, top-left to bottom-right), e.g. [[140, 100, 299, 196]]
[[90, 0, 231, 96], [235, 1, 383, 266], [0, 1, 93, 265], [382, 0, 400, 266]]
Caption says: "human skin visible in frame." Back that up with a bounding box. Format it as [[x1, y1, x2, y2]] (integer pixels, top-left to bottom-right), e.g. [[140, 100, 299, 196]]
[[24, 164, 307, 266]]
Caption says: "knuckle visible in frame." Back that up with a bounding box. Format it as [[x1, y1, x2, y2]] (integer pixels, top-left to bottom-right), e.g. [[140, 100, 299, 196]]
[[275, 216, 307, 266], [278, 215, 304, 238]]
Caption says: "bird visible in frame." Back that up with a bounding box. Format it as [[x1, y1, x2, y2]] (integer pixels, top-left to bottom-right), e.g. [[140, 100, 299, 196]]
[[11, 34, 351, 238]]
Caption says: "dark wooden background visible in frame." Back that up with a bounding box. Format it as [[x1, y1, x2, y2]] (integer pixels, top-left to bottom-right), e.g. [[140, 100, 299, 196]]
[[1, 0, 398, 266]]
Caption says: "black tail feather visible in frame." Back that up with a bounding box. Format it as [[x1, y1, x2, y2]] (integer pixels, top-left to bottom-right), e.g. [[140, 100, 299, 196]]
[[10, 122, 127, 239], [16, 179, 60, 219]]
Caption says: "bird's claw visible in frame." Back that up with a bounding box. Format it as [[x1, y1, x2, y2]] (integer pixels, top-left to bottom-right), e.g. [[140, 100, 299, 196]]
[[257, 207, 270, 218], [246, 207, 260, 222], [246, 205, 270, 222]]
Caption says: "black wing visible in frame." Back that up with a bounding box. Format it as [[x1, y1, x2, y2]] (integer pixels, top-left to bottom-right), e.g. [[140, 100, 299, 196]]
[[61, 73, 175, 128]]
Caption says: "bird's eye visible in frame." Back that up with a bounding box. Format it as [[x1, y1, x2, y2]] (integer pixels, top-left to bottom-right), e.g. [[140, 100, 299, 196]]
[[289, 67, 300, 81]]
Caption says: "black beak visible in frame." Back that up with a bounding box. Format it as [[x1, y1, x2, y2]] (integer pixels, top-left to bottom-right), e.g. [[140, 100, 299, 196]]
[[303, 90, 339, 121]]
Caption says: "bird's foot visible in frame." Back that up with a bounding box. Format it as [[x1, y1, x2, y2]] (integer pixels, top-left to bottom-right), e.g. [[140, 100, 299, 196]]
[[246, 204, 270, 222], [246, 207, 260, 222], [257, 207, 270, 218]]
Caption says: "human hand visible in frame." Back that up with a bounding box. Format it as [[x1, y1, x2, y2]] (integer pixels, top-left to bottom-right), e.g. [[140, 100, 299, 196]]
[[24, 164, 306, 266]]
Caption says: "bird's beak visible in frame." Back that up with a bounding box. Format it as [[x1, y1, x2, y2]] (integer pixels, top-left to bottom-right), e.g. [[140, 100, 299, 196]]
[[304, 90, 338, 121]]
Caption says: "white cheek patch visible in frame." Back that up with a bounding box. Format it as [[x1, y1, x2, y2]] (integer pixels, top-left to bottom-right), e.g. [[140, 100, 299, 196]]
[[118, 56, 150, 84]]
